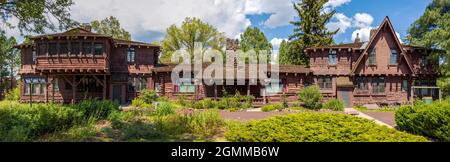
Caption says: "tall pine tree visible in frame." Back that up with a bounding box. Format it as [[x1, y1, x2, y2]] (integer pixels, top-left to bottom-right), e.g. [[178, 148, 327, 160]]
[[408, 0, 450, 97], [284, 0, 338, 66]]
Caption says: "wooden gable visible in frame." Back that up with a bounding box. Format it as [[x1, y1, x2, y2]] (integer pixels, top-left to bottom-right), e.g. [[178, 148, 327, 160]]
[[351, 16, 414, 75]]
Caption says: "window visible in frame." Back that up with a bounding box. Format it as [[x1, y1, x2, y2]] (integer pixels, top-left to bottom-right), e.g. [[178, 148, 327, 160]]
[[24, 77, 46, 95], [372, 77, 385, 94], [127, 48, 135, 63], [155, 83, 161, 92], [179, 82, 195, 93], [32, 47, 36, 63], [368, 48, 376, 65], [402, 80, 408, 92], [82, 42, 91, 55], [265, 79, 283, 94], [59, 43, 68, 55], [356, 77, 369, 91], [52, 78, 59, 91], [48, 43, 57, 56], [390, 49, 398, 65], [128, 76, 147, 92], [71, 42, 80, 56], [318, 77, 332, 90], [38, 43, 46, 56], [328, 50, 337, 65], [94, 43, 104, 56]]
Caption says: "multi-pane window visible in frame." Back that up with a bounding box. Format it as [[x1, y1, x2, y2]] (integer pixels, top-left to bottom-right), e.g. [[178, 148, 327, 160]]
[[52, 78, 59, 91], [390, 49, 398, 65], [265, 79, 284, 94], [402, 80, 408, 92], [368, 48, 376, 65], [372, 77, 385, 94], [94, 43, 104, 56], [174, 78, 195, 93], [48, 43, 57, 56], [318, 77, 332, 90], [328, 50, 337, 65], [82, 42, 91, 55], [154, 83, 161, 92], [127, 48, 135, 63], [38, 43, 46, 56], [128, 76, 147, 92], [59, 43, 68, 55], [71, 42, 80, 56], [23, 77, 46, 96], [32, 48, 36, 63], [356, 77, 369, 91]]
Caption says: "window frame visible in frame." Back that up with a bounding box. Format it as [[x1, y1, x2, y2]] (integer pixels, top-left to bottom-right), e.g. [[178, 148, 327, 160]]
[[328, 50, 337, 65], [59, 43, 69, 56], [38, 43, 47, 56], [48, 43, 58, 56], [372, 77, 386, 94], [82, 42, 92, 56], [402, 80, 408, 92], [318, 77, 332, 90], [389, 49, 398, 65], [70, 42, 80, 56], [368, 48, 377, 65], [94, 43, 104, 56], [356, 77, 369, 91], [127, 47, 136, 63]]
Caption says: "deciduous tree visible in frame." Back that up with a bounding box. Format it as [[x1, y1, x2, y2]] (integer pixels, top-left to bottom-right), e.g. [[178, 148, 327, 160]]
[[91, 16, 131, 40]]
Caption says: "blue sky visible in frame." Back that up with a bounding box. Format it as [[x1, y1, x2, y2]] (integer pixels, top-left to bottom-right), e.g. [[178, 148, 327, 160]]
[[4, 0, 432, 50]]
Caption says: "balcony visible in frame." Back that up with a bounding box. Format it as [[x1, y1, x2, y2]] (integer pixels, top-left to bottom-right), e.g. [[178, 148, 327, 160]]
[[35, 55, 109, 73]]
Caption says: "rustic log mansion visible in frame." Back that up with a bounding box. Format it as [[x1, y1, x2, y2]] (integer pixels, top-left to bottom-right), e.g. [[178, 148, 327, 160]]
[[15, 17, 440, 107]]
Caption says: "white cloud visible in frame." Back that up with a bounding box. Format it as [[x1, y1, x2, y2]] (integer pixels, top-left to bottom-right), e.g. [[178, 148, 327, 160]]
[[396, 32, 404, 44], [353, 13, 374, 28], [244, 0, 295, 28], [324, 0, 352, 8], [326, 13, 352, 34], [270, 37, 287, 50]]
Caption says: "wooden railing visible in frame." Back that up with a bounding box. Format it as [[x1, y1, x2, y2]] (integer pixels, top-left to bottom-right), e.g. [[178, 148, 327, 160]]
[[35, 56, 109, 72]]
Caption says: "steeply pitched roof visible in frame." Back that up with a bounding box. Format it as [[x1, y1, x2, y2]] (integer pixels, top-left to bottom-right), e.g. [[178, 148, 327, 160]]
[[350, 16, 415, 74]]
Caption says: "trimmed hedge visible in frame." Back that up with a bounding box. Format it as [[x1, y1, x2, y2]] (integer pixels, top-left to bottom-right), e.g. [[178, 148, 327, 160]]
[[225, 113, 428, 142], [395, 102, 450, 141]]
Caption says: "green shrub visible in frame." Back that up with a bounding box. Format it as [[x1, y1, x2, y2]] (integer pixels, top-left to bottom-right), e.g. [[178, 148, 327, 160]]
[[323, 99, 345, 111], [4, 87, 20, 101], [185, 110, 224, 138], [131, 98, 153, 108], [155, 102, 175, 116], [225, 113, 428, 142], [395, 101, 450, 141], [298, 86, 322, 110], [261, 104, 282, 112], [71, 99, 120, 122], [281, 95, 289, 109], [138, 90, 158, 104]]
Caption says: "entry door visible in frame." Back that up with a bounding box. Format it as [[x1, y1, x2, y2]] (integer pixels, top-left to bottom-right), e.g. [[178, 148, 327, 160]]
[[338, 90, 352, 108], [113, 85, 121, 104]]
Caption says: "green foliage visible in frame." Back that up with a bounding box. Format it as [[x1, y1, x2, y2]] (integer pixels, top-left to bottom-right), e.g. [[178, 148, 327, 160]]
[[395, 101, 450, 141], [155, 102, 175, 116], [278, 40, 290, 65], [139, 90, 159, 104], [240, 27, 273, 63], [4, 86, 20, 101], [323, 99, 345, 111], [160, 17, 226, 64], [71, 99, 120, 122], [0, 0, 78, 35], [261, 104, 283, 112], [298, 85, 323, 110], [0, 34, 19, 85], [91, 16, 131, 40], [131, 98, 153, 109], [225, 113, 428, 142], [407, 0, 450, 97], [285, 0, 337, 65]]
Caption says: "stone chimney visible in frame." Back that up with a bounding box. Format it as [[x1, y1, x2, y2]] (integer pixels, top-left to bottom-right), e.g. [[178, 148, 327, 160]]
[[369, 29, 377, 39], [80, 23, 92, 32], [354, 33, 361, 43]]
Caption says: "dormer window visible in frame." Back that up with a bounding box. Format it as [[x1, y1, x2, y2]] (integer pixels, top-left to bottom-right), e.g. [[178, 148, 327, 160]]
[[390, 49, 398, 65], [328, 50, 337, 65], [368, 48, 376, 65]]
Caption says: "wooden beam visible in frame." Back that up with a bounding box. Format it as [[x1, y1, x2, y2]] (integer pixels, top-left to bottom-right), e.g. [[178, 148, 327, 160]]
[[76, 75, 87, 86], [62, 75, 73, 86], [92, 75, 105, 87]]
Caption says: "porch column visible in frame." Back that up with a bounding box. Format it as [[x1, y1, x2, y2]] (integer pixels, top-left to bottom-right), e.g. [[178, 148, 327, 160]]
[[214, 83, 218, 100], [247, 80, 250, 96], [103, 74, 107, 100], [72, 75, 76, 104]]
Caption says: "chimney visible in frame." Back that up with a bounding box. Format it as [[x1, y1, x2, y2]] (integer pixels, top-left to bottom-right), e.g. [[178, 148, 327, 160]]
[[80, 23, 92, 32], [354, 33, 361, 43], [369, 29, 377, 39]]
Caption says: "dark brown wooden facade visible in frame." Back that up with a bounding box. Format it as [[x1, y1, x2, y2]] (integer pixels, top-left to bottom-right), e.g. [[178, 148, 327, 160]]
[[16, 17, 439, 107], [16, 26, 160, 104]]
